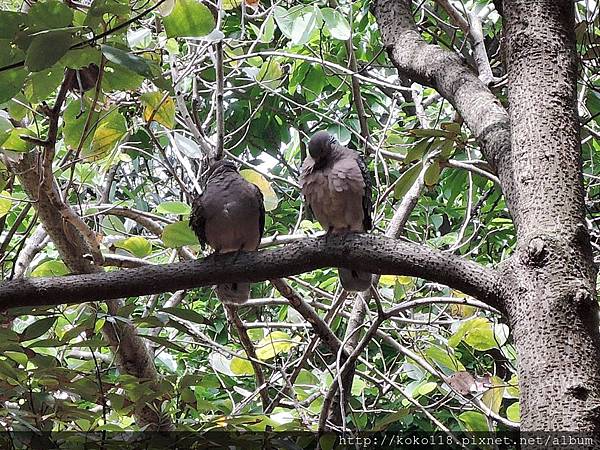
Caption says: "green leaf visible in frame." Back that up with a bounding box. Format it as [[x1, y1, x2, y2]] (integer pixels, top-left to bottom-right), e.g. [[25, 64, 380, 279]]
[[156, 201, 191, 215], [0, 69, 27, 105], [425, 345, 465, 372], [0, 116, 13, 147], [394, 163, 422, 199], [63, 100, 100, 151], [101, 45, 152, 78], [0, 190, 11, 218], [454, 317, 498, 351], [506, 374, 519, 398], [351, 377, 366, 396], [424, 161, 441, 186], [20, 317, 58, 341], [162, 0, 215, 38], [60, 48, 102, 69], [1, 128, 35, 153], [0, 44, 27, 103], [103, 63, 144, 91], [0, 12, 26, 39], [141, 335, 187, 353], [506, 402, 520, 422], [114, 236, 152, 258], [141, 91, 176, 129], [161, 307, 207, 325], [27, 0, 74, 30], [255, 60, 283, 89], [239, 169, 278, 211], [321, 8, 351, 40], [25, 31, 73, 72], [273, 5, 302, 39], [290, 6, 321, 45], [31, 260, 70, 277], [5, 351, 28, 366], [458, 411, 488, 432], [26, 66, 64, 103], [161, 220, 199, 248]]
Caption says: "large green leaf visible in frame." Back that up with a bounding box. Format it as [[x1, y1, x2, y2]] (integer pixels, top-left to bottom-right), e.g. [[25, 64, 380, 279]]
[[0, 43, 27, 103], [162, 0, 215, 38], [161, 220, 199, 248], [1, 128, 35, 153], [156, 201, 191, 215], [101, 45, 152, 78], [25, 66, 64, 102], [25, 31, 73, 72], [20, 317, 58, 342], [0, 12, 26, 39], [27, 0, 74, 30], [62, 100, 100, 151], [321, 8, 351, 40]]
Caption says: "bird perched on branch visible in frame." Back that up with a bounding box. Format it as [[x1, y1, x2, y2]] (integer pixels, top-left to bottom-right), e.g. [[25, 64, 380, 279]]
[[300, 131, 373, 292], [190, 160, 265, 304]]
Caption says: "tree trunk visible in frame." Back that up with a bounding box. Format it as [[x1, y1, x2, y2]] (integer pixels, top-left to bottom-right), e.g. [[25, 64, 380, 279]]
[[501, 0, 600, 434], [373, 0, 600, 436]]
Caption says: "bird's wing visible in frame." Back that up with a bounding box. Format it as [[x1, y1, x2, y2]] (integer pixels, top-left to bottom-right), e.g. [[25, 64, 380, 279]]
[[190, 193, 208, 248], [252, 183, 266, 242], [356, 153, 373, 231]]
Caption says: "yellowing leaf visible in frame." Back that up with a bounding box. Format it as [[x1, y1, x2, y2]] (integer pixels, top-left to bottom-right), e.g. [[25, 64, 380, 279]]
[[507, 374, 520, 398], [223, 0, 242, 9], [240, 169, 279, 211], [255, 331, 297, 360], [417, 381, 437, 396], [115, 236, 152, 258], [506, 402, 520, 422], [379, 275, 397, 287], [141, 91, 175, 129], [31, 260, 69, 277], [449, 317, 497, 351], [255, 60, 283, 89], [481, 375, 504, 414], [87, 111, 127, 161], [0, 190, 11, 218], [230, 353, 254, 376]]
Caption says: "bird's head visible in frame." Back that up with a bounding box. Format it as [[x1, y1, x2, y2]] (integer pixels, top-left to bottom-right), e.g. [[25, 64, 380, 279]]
[[308, 131, 337, 161], [206, 159, 238, 181]]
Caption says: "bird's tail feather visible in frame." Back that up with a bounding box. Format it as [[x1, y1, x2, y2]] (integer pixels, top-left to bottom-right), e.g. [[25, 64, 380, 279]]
[[338, 268, 372, 292], [216, 282, 250, 304]]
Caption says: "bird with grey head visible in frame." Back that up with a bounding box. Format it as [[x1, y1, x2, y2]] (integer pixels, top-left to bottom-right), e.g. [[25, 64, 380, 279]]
[[300, 131, 373, 292], [190, 159, 265, 304]]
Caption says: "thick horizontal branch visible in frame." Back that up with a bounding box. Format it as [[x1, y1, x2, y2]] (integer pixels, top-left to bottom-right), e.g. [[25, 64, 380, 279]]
[[0, 234, 503, 311]]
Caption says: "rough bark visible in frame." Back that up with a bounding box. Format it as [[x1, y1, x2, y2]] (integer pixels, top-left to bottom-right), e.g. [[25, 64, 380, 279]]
[[501, 0, 600, 434], [8, 152, 173, 431], [0, 233, 503, 311], [374, 0, 600, 437]]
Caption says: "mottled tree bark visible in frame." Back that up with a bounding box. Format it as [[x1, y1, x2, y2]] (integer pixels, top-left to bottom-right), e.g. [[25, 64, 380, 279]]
[[9, 152, 173, 431], [373, 0, 600, 438], [501, 0, 600, 433]]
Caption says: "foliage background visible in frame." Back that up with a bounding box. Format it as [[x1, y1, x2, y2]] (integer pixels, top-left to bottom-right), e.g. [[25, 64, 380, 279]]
[[0, 0, 598, 437]]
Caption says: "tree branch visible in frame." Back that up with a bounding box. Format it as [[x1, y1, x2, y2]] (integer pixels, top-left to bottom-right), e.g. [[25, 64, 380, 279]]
[[372, 0, 511, 189], [0, 234, 503, 312]]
